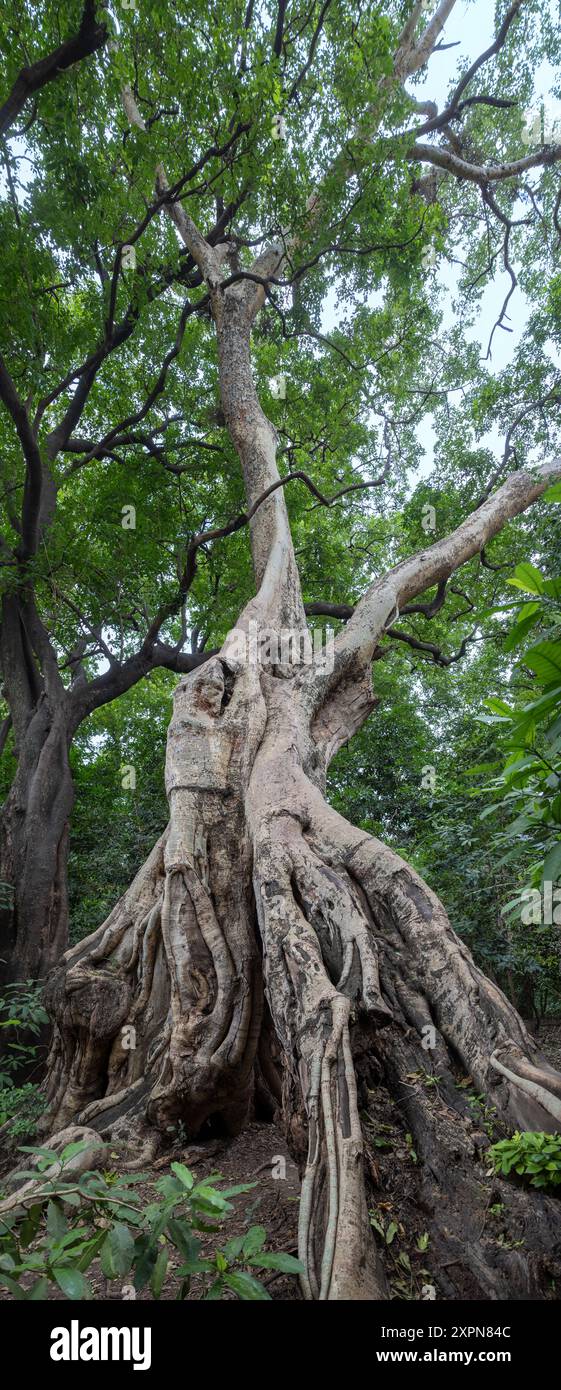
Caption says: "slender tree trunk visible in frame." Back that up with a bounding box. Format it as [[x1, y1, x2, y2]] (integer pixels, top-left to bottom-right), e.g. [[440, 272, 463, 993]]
[[0, 595, 75, 985], [0, 709, 73, 985]]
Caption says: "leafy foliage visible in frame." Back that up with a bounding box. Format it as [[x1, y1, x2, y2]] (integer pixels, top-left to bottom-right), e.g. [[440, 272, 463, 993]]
[[488, 1130, 561, 1189], [475, 562, 561, 898], [0, 1144, 302, 1301], [0, 983, 48, 1136]]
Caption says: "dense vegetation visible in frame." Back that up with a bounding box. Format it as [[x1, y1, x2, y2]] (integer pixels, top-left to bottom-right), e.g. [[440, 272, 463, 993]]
[[1, 0, 561, 1304]]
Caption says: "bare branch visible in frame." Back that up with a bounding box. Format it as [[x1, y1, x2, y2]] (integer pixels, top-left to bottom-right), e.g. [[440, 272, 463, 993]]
[[273, 0, 288, 58], [155, 165, 219, 282], [384, 624, 477, 667]]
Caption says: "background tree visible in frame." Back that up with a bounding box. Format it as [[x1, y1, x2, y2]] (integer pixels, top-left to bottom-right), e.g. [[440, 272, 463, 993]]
[[2, 0, 561, 1301]]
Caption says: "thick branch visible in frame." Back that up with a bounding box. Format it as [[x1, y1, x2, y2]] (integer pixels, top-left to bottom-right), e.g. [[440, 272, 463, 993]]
[[331, 459, 561, 671], [410, 140, 561, 185], [0, 0, 107, 139], [0, 354, 47, 559], [394, 0, 459, 80]]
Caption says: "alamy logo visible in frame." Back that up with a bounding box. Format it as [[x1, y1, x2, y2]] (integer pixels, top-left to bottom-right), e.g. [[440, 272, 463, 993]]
[[50, 1321, 151, 1371], [225, 619, 334, 673], [520, 882, 561, 925]]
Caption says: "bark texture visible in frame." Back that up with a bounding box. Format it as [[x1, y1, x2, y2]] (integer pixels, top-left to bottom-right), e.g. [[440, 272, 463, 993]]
[[43, 636, 561, 1300], [41, 191, 561, 1303], [0, 594, 76, 984], [0, 573, 210, 986]]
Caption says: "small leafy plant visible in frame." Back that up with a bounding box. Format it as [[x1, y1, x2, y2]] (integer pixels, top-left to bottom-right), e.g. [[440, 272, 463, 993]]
[[368, 1208, 433, 1301], [201, 1224, 302, 1300], [0, 982, 49, 1138], [0, 1083, 46, 1139], [488, 1130, 561, 1189], [468, 1092, 498, 1139], [0, 1144, 303, 1300]]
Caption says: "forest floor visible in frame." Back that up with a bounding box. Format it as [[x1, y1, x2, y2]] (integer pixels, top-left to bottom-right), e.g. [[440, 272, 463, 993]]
[[1, 1018, 560, 1302], [532, 1018, 561, 1072], [0, 1118, 303, 1302]]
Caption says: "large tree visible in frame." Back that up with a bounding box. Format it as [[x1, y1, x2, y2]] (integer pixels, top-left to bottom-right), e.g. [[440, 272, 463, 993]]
[[4, 0, 561, 1298], [0, 0, 257, 981]]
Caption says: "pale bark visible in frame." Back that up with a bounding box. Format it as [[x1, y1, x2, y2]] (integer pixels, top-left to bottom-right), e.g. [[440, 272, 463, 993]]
[[43, 608, 561, 1298], [38, 81, 561, 1301], [41, 332, 561, 1295]]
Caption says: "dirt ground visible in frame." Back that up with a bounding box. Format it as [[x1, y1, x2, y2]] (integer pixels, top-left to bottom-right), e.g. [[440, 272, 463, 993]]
[[0, 1118, 303, 1302], [530, 1017, 561, 1072], [2, 1019, 561, 1302], [131, 1121, 303, 1302]]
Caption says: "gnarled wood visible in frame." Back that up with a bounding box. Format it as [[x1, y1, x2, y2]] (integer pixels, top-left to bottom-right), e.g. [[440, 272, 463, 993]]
[[39, 139, 561, 1303], [43, 638, 561, 1301]]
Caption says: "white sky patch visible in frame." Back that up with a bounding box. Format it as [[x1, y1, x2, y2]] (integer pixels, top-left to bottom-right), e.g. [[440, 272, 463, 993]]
[[320, 1, 561, 491]]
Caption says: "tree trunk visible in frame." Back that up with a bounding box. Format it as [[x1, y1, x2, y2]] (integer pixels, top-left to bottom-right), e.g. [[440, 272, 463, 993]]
[[0, 595, 75, 986], [42, 639, 561, 1300], [0, 712, 73, 986], [41, 220, 561, 1302]]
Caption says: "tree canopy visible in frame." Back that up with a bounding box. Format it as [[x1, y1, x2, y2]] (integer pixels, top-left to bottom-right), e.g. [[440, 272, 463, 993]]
[[0, 0, 560, 719]]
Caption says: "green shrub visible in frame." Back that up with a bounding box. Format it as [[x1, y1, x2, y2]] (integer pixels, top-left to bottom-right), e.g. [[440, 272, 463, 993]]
[[0, 1083, 46, 1138], [0, 981, 49, 1138], [0, 1142, 303, 1300], [488, 1130, 561, 1189]]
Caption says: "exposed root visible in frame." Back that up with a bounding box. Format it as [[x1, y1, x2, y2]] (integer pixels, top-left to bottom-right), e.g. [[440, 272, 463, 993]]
[[490, 1048, 561, 1125], [0, 1126, 108, 1216], [41, 660, 561, 1303], [254, 815, 389, 1298]]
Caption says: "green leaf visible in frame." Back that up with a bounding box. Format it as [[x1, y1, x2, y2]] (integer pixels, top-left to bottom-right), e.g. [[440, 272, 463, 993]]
[[486, 697, 513, 716], [107, 1222, 135, 1276], [59, 1141, 90, 1164], [167, 1219, 200, 1262], [506, 563, 544, 595], [18, 1146, 58, 1162], [150, 1248, 168, 1298], [247, 1251, 304, 1272], [46, 1201, 68, 1240], [0, 1273, 26, 1299], [27, 1277, 50, 1299], [541, 842, 561, 887], [53, 1266, 89, 1300], [222, 1233, 246, 1260], [100, 1237, 117, 1280], [504, 609, 541, 652], [190, 1187, 230, 1213], [242, 1225, 267, 1256], [170, 1162, 194, 1190], [524, 641, 561, 684], [224, 1270, 271, 1300], [133, 1239, 159, 1292], [176, 1257, 214, 1276], [76, 1230, 107, 1273]]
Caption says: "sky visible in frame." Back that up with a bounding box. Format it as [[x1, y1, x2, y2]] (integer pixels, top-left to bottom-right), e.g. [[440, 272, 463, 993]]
[[321, 0, 561, 483]]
